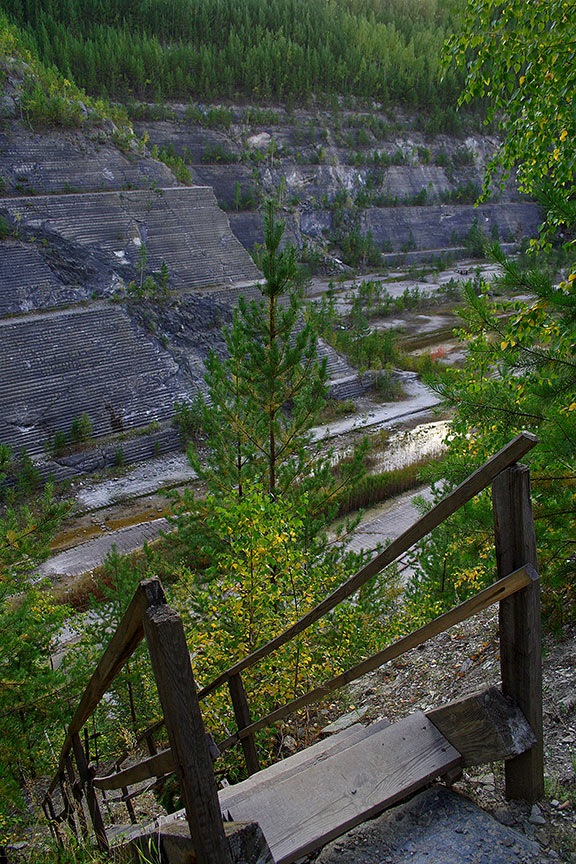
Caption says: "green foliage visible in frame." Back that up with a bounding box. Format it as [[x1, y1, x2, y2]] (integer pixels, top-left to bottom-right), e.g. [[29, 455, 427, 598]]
[[184, 201, 341, 505], [126, 246, 170, 300], [170, 487, 400, 769], [450, 144, 475, 167], [327, 201, 383, 268], [0, 215, 11, 239], [69, 412, 93, 445], [444, 0, 576, 224], [52, 428, 68, 456], [173, 397, 203, 449], [410, 248, 576, 627], [150, 144, 192, 184], [2, 0, 464, 107], [415, 0, 576, 628], [21, 78, 85, 127], [201, 144, 239, 164], [439, 180, 482, 205], [463, 216, 488, 258], [0, 9, 130, 132], [371, 369, 403, 401], [22, 830, 119, 863], [0, 445, 70, 844], [308, 288, 399, 373], [337, 459, 431, 517]]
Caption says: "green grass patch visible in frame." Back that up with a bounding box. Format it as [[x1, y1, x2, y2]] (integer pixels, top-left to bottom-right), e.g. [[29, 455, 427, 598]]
[[337, 457, 435, 516]]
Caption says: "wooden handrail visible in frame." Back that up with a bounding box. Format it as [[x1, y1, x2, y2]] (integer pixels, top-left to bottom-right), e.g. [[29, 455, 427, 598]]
[[218, 564, 536, 750], [199, 431, 537, 699], [47, 578, 166, 795], [91, 564, 535, 792], [46, 431, 542, 832], [107, 431, 539, 774]]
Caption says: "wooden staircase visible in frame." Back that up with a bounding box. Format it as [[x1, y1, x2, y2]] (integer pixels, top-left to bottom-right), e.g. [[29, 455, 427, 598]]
[[124, 684, 535, 864], [41, 434, 544, 864], [217, 713, 460, 864]]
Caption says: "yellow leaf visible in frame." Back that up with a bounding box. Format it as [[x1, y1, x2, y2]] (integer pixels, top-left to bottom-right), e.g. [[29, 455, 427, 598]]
[[6, 530, 18, 547]]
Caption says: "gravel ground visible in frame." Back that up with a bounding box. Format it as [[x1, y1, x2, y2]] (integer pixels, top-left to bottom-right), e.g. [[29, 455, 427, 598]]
[[331, 612, 576, 863]]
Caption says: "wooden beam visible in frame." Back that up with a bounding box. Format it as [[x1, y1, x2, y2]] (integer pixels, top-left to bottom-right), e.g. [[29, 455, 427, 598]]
[[94, 733, 219, 792], [229, 674, 260, 776], [200, 432, 538, 700], [493, 465, 544, 802], [218, 566, 533, 753], [129, 821, 274, 864], [49, 579, 167, 796], [93, 748, 175, 791], [220, 719, 391, 818], [144, 603, 233, 864], [71, 733, 109, 852], [426, 687, 536, 767]]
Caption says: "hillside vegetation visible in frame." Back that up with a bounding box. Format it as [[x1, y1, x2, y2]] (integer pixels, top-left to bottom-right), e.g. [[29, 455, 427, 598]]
[[2, 0, 466, 109]]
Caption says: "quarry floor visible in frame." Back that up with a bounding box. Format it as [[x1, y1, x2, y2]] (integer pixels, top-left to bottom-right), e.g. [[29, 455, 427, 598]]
[[42, 259, 486, 579]]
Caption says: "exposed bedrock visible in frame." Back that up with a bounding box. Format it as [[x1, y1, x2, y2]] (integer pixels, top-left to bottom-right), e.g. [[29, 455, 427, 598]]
[[0, 103, 542, 478], [0, 128, 175, 196], [0, 186, 261, 308], [133, 109, 541, 257], [0, 185, 263, 475]]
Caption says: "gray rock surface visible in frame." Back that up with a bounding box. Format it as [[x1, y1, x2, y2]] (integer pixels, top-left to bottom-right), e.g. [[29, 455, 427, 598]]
[[316, 786, 554, 864]]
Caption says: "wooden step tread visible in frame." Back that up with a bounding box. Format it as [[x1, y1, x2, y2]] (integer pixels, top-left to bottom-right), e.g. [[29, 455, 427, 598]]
[[219, 711, 461, 864], [220, 717, 391, 811]]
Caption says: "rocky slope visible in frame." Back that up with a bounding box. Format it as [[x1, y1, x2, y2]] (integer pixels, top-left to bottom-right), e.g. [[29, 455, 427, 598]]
[[0, 68, 541, 479], [130, 102, 541, 261]]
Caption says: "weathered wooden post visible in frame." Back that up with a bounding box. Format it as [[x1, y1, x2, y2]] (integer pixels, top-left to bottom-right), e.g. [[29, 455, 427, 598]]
[[71, 733, 108, 851], [144, 603, 233, 864], [492, 463, 544, 801], [59, 769, 78, 837], [229, 673, 261, 775]]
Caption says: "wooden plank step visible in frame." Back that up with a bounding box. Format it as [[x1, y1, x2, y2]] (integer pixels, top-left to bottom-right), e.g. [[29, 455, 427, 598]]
[[220, 718, 391, 814], [219, 712, 461, 864]]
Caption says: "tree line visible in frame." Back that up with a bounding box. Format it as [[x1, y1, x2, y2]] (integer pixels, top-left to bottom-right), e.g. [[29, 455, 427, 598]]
[[1, 0, 465, 105]]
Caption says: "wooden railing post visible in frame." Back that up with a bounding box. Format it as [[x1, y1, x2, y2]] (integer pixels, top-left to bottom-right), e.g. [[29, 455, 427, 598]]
[[143, 604, 233, 864], [229, 673, 261, 775], [59, 770, 78, 837], [492, 463, 544, 802], [71, 733, 109, 852]]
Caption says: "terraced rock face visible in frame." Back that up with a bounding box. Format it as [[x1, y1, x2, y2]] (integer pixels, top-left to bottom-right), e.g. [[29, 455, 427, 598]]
[[0, 128, 175, 196], [132, 105, 542, 260], [0, 187, 261, 306], [0, 180, 264, 475], [0, 101, 542, 479], [0, 304, 184, 459]]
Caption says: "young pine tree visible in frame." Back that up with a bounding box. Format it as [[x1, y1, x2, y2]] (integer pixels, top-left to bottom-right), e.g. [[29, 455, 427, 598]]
[[181, 200, 366, 524], [166, 205, 399, 761]]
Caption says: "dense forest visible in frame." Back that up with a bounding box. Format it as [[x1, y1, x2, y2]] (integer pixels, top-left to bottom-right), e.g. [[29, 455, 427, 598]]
[[1, 0, 465, 105]]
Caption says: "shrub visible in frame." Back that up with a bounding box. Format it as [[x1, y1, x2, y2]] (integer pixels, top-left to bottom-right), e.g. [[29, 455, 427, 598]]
[[70, 412, 93, 445], [52, 429, 68, 456], [173, 398, 203, 448]]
